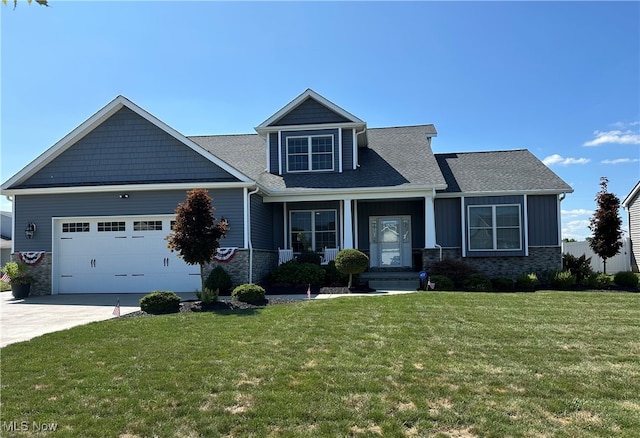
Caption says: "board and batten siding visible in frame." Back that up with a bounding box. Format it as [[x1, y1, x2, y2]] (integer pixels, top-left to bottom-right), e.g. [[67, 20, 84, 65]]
[[13, 189, 245, 252], [527, 194, 561, 246], [434, 198, 462, 247], [18, 107, 238, 189], [341, 128, 354, 171], [271, 98, 351, 126]]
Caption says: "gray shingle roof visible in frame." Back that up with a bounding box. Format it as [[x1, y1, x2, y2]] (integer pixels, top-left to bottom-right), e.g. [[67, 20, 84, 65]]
[[435, 149, 573, 194]]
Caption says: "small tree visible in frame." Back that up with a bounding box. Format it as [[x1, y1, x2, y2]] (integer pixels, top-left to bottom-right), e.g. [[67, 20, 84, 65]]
[[334, 249, 369, 289], [588, 177, 623, 274], [166, 189, 228, 290]]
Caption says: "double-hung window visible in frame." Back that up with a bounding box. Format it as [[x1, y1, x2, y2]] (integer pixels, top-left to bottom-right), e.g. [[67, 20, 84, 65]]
[[286, 135, 334, 172], [468, 205, 521, 251], [290, 210, 337, 252]]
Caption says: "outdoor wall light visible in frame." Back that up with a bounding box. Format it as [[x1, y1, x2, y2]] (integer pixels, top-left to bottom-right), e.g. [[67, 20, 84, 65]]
[[24, 222, 37, 239], [119, 193, 129, 199]]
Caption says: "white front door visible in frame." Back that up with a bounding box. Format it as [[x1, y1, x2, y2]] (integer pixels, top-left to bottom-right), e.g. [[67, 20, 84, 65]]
[[369, 216, 412, 268]]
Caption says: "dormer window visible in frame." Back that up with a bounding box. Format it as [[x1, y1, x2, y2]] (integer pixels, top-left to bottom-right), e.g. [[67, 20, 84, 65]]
[[286, 135, 334, 172]]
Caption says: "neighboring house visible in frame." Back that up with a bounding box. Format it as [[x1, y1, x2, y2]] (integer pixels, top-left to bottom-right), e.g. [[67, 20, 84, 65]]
[[622, 180, 640, 272], [0, 89, 573, 295], [0, 211, 11, 267]]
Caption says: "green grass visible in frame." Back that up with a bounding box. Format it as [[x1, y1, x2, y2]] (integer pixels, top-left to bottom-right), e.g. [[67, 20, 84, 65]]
[[1, 292, 639, 437]]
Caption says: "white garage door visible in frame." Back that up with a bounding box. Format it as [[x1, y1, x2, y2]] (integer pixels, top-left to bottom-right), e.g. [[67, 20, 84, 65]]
[[54, 216, 201, 294]]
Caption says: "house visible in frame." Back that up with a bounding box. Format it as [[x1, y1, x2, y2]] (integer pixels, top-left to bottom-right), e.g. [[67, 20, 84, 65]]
[[622, 180, 640, 272], [0, 211, 12, 266], [1, 89, 573, 295]]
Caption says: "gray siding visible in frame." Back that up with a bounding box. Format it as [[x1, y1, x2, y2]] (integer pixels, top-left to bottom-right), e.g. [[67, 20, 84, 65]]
[[17, 107, 237, 189], [357, 199, 424, 250], [342, 128, 354, 171], [271, 204, 284, 250], [527, 195, 560, 246], [464, 195, 525, 257], [13, 188, 245, 251], [281, 129, 339, 174], [250, 194, 275, 250], [269, 132, 279, 173], [272, 98, 350, 126], [434, 198, 462, 247]]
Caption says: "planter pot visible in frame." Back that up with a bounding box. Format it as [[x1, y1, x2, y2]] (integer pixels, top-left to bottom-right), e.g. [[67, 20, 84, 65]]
[[11, 283, 31, 299]]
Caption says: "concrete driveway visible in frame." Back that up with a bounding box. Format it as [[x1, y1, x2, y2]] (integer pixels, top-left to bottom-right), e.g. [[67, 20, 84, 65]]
[[0, 292, 196, 348]]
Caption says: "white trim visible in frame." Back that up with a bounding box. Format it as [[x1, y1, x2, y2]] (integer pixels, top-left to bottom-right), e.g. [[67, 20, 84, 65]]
[[436, 189, 573, 199], [425, 195, 436, 248], [343, 199, 353, 249], [262, 186, 448, 203], [352, 128, 358, 170], [288, 209, 339, 252], [467, 204, 522, 252], [266, 133, 271, 173], [622, 180, 640, 208], [523, 194, 529, 256], [277, 130, 283, 175], [257, 122, 364, 135], [338, 128, 343, 173], [2, 96, 252, 191], [557, 194, 563, 246], [461, 196, 466, 257], [339, 200, 344, 248], [285, 134, 335, 173]]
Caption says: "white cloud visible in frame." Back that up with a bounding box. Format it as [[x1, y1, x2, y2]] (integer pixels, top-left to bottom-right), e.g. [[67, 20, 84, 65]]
[[561, 208, 592, 218], [542, 154, 591, 166], [562, 219, 591, 241], [583, 129, 640, 147], [601, 158, 640, 164]]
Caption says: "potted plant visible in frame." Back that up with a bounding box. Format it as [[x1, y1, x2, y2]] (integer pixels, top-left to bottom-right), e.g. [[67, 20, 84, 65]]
[[1, 261, 33, 299]]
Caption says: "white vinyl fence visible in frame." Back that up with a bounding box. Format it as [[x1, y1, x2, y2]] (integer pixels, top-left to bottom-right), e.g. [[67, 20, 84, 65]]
[[562, 238, 631, 273]]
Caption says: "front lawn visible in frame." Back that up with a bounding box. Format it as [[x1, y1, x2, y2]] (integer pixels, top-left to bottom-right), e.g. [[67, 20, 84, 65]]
[[1, 292, 639, 437]]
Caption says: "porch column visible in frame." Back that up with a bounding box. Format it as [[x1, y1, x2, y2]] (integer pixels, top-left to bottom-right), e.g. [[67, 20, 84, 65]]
[[343, 198, 354, 249], [425, 195, 437, 248]]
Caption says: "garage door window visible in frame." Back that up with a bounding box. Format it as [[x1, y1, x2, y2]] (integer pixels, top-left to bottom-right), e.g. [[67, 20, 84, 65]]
[[98, 221, 126, 232], [62, 222, 90, 233], [134, 221, 163, 231]]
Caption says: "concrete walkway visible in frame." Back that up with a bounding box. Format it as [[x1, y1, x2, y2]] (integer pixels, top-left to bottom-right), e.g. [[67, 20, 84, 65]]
[[1, 290, 415, 348]]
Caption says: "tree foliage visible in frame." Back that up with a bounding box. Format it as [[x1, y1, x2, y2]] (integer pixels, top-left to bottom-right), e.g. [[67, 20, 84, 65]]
[[166, 189, 228, 287], [588, 177, 623, 274], [334, 249, 369, 289], [3, 0, 49, 8]]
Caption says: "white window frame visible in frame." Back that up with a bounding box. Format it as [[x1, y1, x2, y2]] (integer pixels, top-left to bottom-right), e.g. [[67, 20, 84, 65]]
[[467, 204, 522, 251], [289, 209, 338, 252], [286, 135, 334, 173]]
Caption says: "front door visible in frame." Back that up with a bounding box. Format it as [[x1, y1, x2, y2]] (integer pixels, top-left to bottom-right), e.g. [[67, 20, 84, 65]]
[[369, 216, 412, 268]]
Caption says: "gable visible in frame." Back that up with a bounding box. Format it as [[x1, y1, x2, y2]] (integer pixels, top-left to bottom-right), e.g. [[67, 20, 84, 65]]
[[271, 97, 352, 126], [13, 107, 240, 189]]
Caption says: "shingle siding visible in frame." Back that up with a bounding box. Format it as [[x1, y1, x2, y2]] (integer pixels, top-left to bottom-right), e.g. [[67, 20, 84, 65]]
[[271, 98, 350, 126], [18, 107, 237, 189], [527, 195, 560, 246], [13, 188, 245, 252]]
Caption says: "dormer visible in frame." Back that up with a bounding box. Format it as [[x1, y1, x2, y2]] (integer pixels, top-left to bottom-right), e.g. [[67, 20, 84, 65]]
[[255, 89, 367, 175]]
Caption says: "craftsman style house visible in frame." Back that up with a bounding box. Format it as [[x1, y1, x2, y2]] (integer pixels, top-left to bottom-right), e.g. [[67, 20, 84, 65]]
[[1, 89, 573, 294]]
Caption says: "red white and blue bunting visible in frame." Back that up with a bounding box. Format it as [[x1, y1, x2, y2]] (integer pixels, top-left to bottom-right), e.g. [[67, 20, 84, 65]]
[[214, 247, 238, 263], [18, 251, 46, 266]]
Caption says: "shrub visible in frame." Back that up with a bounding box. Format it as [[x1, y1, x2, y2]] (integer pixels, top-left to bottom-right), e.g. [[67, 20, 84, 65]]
[[196, 287, 218, 304], [516, 273, 538, 292], [272, 260, 325, 286], [335, 249, 369, 288], [562, 253, 594, 285], [323, 260, 349, 286], [429, 259, 478, 288], [584, 273, 611, 290], [297, 251, 321, 265], [551, 270, 577, 290], [232, 284, 266, 305], [204, 266, 233, 295], [140, 291, 181, 314], [613, 271, 639, 289], [491, 277, 515, 292], [428, 274, 454, 291], [463, 273, 492, 292]]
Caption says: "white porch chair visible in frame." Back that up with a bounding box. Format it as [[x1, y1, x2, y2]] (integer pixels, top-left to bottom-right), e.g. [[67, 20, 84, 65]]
[[278, 248, 294, 265], [321, 247, 340, 265]]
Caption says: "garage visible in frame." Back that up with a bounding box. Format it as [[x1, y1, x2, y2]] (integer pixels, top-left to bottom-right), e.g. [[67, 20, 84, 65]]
[[53, 216, 201, 294]]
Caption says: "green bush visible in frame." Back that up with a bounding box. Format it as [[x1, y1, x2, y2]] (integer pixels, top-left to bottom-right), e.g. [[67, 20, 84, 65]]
[[551, 270, 577, 290], [491, 277, 515, 292], [428, 275, 454, 291], [232, 284, 266, 305], [584, 272, 611, 289], [562, 253, 594, 285], [140, 291, 181, 314], [297, 251, 321, 265], [516, 273, 538, 292], [334, 249, 369, 288], [429, 259, 478, 288], [196, 287, 218, 304], [463, 273, 492, 292], [613, 271, 639, 289], [204, 266, 233, 295], [323, 260, 349, 286], [272, 260, 325, 286]]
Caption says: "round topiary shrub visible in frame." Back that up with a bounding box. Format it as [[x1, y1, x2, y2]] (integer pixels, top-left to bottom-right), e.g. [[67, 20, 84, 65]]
[[232, 284, 266, 305], [491, 277, 515, 292], [551, 270, 577, 290], [204, 266, 233, 295], [140, 290, 181, 314], [613, 271, 639, 289], [516, 273, 538, 292], [463, 273, 492, 292], [323, 260, 349, 286], [334, 249, 369, 288], [428, 274, 454, 291]]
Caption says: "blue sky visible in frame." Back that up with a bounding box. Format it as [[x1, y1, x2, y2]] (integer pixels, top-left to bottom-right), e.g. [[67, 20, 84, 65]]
[[1, 1, 638, 241]]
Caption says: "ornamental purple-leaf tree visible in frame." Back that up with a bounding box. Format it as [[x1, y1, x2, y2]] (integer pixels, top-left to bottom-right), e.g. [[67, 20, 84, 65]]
[[166, 189, 228, 289], [588, 177, 623, 274]]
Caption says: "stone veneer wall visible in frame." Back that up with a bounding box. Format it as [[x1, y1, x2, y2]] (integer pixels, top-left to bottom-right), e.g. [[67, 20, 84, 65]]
[[10, 253, 52, 296], [204, 249, 278, 288], [422, 246, 563, 280]]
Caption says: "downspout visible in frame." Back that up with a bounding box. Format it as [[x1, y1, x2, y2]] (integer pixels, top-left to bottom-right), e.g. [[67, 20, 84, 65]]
[[354, 127, 366, 169], [247, 187, 259, 284]]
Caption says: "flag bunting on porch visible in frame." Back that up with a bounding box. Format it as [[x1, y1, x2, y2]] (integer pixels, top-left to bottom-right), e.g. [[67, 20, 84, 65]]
[[213, 247, 238, 262], [18, 251, 46, 266]]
